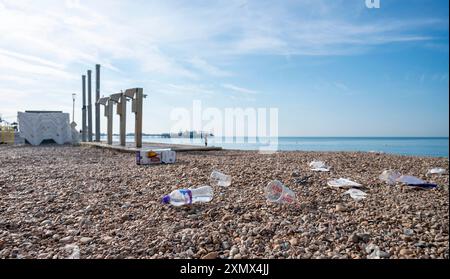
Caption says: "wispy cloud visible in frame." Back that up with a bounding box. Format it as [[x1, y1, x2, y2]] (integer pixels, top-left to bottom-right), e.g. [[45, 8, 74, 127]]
[[187, 57, 232, 77], [0, 0, 448, 134], [333, 82, 349, 91], [0, 0, 446, 81], [150, 82, 216, 97], [222, 83, 258, 95], [0, 52, 73, 80]]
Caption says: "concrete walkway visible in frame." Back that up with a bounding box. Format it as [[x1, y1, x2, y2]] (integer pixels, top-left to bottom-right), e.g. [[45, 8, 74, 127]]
[[80, 141, 222, 153]]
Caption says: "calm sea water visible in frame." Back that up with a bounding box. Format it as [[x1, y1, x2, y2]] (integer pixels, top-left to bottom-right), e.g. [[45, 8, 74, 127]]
[[102, 136, 449, 158]]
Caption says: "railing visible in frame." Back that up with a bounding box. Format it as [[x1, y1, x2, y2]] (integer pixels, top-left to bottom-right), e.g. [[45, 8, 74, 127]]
[[0, 126, 15, 144]]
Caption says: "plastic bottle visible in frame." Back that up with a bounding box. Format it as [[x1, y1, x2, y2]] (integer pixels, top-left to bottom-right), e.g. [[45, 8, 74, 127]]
[[379, 170, 401, 185], [161, 186, 214, 206], [210, 170, 232, 187]]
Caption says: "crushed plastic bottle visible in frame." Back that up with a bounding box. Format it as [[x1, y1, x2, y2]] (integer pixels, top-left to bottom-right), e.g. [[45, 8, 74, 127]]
[[396, 175, 438, 190], [396, 175, 427, 185], [309, 160, 330, 172], [210, 170, 232, 187], [427, 168, 446, 175], [327, 178, 362, 188], [379, 170, 402, 185], [265, 180, 296, 204], [162, 186, 213, 206], [344, 188, 367, 201]]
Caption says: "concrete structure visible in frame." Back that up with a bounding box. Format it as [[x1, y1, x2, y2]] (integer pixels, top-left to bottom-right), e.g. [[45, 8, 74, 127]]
[[119, 93, 127, 146], [97, 96, 112, 145], [95, 87, 145, 148], [125, 88, 144, 148], [18, 111, 72, 145], [82, 75, 87, 142], [110, 92, 127, 146], [95, 64, 101, 142]]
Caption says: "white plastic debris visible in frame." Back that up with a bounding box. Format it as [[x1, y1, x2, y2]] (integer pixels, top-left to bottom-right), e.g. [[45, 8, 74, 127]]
[[427, 168, 446, 175], [366, 244, 389, 259], [309, 161, 330, 172], [396, 175, 427, 185], [379, 170, 438, 190], [344, 188, 368, 201], [396, 175, 438, 190], [65, 244, 80, 259], [327, 178, 362, 189], [379, 170, 402, 185], [210, 170, 232, 187]]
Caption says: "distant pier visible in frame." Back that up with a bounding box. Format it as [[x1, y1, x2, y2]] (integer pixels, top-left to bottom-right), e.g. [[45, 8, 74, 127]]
[[80, 141, 222, 153]]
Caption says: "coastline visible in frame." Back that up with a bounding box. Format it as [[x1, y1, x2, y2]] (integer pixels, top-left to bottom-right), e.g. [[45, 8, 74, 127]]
[[0, 145, 448, 259], [98, 136, 450, 158]]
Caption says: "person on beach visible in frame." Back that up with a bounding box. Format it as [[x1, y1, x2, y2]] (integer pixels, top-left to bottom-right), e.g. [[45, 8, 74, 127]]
[[204, 134, 208, 147]]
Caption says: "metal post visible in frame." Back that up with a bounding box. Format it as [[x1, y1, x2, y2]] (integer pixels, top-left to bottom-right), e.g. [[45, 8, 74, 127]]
[[82, 75, 87, 142], [95, 64, 101, 142], [72, 93, 76, 123], [87, 70, 93, 142], [107, 99, 113, 145]]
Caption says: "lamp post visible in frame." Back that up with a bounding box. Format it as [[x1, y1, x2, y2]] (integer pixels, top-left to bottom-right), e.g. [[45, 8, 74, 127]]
[[72, 93, 76, 123]]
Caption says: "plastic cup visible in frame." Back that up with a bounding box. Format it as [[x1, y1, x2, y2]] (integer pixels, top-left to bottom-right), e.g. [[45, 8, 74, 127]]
[[210, 170, 232, 187], [265, 180, 296, 204]]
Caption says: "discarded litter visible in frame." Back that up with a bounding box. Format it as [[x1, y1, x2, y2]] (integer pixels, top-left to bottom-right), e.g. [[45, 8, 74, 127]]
[[136, 149, 176, 165], [293, 175, 312, 185], [210, 170, 232, 187], [65, 244, 80, 259], [380, 170, 438, 190], [396, 175, 426, 185], [162, 186, 213, 206], [366, 244, 389, 259], [427, 168, 446, 175], [379, 170, 402, 185], [265, 180, 296, 204], [396, 175, 438, 190], [309, 161, 330, 172], [327, 178, 362, 189], [344, 188, 367, 201]]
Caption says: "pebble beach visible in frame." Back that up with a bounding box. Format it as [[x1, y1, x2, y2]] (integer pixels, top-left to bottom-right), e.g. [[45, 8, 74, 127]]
[[0, 145, 448, 259]]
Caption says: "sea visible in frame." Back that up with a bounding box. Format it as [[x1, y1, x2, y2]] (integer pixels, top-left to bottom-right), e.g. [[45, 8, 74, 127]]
[[101, 136, 449, 158]]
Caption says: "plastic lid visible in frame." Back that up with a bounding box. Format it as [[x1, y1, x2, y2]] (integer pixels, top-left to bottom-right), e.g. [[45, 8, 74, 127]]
[[161, 195, 170, 204]]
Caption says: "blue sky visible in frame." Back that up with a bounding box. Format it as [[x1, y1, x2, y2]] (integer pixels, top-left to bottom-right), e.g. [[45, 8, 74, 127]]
[[0, 0, 448, 136]]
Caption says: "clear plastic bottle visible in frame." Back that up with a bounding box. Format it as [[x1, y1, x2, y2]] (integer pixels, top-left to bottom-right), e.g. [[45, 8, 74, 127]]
[[379, 170, 401, 185], [210, 170, 232, 187], [161, 186, 214, 206]]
